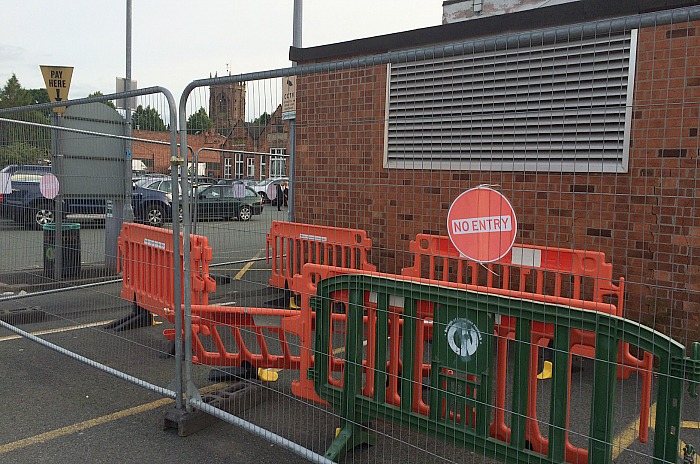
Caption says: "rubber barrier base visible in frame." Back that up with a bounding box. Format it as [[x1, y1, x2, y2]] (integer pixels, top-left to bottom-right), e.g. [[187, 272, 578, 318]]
[[104, 301, 155, 331], [208, 361, 256, 382]]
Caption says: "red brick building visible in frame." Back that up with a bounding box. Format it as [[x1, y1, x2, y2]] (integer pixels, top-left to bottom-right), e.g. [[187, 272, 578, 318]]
[[131, 103, 289, 180], [131, 129, 226, 177], [289, 0, 700, 342]]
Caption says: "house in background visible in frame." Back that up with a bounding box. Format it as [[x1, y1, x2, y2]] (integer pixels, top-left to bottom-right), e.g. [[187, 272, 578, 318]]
[[131, 82, 289, 180]]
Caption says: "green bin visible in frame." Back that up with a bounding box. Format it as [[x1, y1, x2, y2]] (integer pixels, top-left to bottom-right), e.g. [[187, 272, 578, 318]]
[[43, 223, 81, 278]]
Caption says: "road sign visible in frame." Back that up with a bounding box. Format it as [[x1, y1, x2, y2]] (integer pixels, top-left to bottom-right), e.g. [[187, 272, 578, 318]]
[[447, 186, 517, 263], [40, 65, 74, 114]]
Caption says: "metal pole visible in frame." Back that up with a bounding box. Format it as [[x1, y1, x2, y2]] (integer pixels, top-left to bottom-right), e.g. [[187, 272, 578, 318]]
[[293, 0, 303, 50], [52, 113, 64, 281], [289, 0, 302, 223], [124, 0, 134, 222]]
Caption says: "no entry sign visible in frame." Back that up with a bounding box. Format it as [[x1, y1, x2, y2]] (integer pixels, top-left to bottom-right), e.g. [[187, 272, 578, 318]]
[[447, 186, 517, 263]]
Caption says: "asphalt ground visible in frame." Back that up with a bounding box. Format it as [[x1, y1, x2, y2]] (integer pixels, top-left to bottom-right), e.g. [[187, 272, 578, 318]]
[[1, 212, 700, 463]]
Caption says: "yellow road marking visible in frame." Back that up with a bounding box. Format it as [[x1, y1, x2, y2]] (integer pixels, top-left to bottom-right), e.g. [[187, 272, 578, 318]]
[[233, 249, 264, 281], [0, 382, 228, 455], [613, 403, 700, 461], [0, 320, 115, 342], [612, 402, 656, 459]]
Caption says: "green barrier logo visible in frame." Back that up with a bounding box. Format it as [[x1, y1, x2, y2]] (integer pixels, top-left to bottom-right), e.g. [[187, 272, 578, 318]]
[[445, 318, 482, 362], [45, 246, 55, 261]]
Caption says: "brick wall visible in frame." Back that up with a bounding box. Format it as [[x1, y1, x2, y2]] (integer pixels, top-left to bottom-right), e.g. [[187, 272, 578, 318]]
[[294, 21, 700, 344]]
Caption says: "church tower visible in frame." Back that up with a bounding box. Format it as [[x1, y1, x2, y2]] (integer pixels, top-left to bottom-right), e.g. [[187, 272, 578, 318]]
[[209, 82, 246, 133]]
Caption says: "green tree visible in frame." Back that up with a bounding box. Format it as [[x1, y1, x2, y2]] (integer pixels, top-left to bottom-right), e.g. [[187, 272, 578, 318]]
[[27, 88, 50, 105], [0, 74, 31, 108], [0, 75, 51, 160], [251, 112, 271, 127], [187, 107, 213, 134], [88, 91, 116, 109], [131, 105, 167, 131], [0, 142, 47, 166]]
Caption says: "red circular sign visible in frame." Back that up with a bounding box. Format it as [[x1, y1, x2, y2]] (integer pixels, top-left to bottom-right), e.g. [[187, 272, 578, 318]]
[[39, 173, 60, 199], [447, 186, 517, 263]]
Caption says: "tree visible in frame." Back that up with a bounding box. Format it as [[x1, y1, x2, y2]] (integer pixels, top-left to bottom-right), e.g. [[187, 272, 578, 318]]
[[27, 88, 50, 105], [251, 112, 271, 127], [0, 142, 47, 166], [0, 74, 30, 109], [88, 91, 116, 109], [0, 75, 50, 159], [131, 105, 167, 131], [187, 107, 213, 134]]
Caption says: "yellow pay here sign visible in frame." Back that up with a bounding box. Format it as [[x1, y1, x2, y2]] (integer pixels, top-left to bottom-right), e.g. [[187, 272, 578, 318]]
[[40, 65, 73, 114]]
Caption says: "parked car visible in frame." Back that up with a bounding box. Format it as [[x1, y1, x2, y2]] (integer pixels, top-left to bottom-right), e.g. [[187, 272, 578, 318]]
[[2, 168, 181, 229], [189, 183, 263, 221], [253, 177, 289, 204], [0, 164, 51, 219], [131, 177, 178, 227], [3, 168, 105, 229], [217, 178, 257, 187]]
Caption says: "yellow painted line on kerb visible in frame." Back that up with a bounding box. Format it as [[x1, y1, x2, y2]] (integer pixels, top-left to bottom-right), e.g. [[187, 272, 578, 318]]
[[0, 382, 228, 455], [233, 249, 264, 281], [0, 320, 115, 342]]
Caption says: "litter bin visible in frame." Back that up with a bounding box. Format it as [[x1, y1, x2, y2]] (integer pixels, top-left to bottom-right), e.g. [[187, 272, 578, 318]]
[[43, 223, 81, 278]]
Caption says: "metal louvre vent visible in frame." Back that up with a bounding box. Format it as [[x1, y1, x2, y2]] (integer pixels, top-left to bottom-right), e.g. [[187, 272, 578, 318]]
[[385, 30, 636, 172]]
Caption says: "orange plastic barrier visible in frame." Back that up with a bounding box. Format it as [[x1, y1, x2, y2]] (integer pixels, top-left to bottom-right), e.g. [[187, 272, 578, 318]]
[[265, 221, 377, 400], [266, 221, 376, 294], [118, 224, 306, 370], [400, 234, 653, 461], [117, 223, 216, 320], [177, 220, 379, 371], [162, 305, 303, 368]]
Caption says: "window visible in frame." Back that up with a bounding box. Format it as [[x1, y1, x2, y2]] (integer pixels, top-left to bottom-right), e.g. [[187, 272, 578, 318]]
[[203, 187, 221, 199], [260, 156, 266, 180], [235, 153, 244, 178], [247, 157, 255, 177], [222, 186, 235, 198], [270, 148, 287, 177], [224, 158, 231, 179], [385, 30, 637, 173]]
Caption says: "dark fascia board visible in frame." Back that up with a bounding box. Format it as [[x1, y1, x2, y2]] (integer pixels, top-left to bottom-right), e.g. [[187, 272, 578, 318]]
[[289, 0, 699, 63]]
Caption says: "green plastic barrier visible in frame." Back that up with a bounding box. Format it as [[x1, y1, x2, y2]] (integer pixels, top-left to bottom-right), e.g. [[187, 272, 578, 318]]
[[310, 273, 700, 463]]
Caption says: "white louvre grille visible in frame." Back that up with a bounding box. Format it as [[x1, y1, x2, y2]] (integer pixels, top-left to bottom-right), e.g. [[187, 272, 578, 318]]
[[385, 30, 637, 172]]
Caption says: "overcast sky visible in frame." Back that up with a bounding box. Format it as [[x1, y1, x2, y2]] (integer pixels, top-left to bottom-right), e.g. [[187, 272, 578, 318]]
[[2, 1, 440, 102]]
